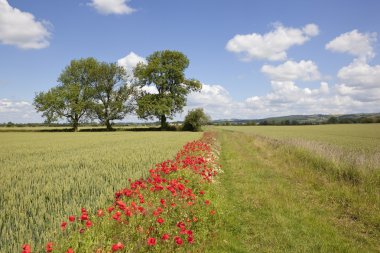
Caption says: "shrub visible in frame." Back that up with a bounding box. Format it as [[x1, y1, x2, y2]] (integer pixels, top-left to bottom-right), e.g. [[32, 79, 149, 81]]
[[182, 108, 211, 132]]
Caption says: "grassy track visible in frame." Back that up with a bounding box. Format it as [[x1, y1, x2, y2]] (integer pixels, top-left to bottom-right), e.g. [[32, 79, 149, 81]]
[[218, 124, 380, 153], [211, 129, 379, 252], [0, 131, 201, 252]]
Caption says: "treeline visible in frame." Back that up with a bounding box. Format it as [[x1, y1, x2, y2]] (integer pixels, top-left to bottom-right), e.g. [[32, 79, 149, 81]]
[[32, 50, 209, 131], [211, 116, 380, 126]]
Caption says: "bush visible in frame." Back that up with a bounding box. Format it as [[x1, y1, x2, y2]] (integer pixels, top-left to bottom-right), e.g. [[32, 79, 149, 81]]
[[182, 108, 211, 132]]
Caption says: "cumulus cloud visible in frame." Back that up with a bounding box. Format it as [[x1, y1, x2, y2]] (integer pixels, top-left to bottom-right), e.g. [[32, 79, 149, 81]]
[[0, 98, 42, 123], [337, 60, 380, 89], [261, 60, 321, 81], [89, 0, 135, 15], [117, 52, 146, 74], [0, 0, 51, 49], [326, 30, 376, 61], [226, 23, 319, 61]]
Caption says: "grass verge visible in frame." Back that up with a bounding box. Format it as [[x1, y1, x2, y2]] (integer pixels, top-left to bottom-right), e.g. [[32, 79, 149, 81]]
[[210, 130, 379, 252]]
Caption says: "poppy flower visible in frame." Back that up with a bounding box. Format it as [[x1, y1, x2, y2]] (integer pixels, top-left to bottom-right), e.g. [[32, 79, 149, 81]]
[[147, 237, 156, 246], [97, 209, 104, 217], [174, 236, 183, 245], [22, 244, 31, 253], [66, 248, 74, 253], [69, 216, 75, 222], [61, 222, 67, 230], [85, 220, 92, 228], [162, 234, 170, 240], [156, 217, 164, 224], [111, 242, 124, 251], [46, 242, 53, 252]]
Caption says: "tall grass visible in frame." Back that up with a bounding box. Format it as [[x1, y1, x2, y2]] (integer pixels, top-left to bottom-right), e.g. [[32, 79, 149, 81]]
[[0, 131, 201, 252]]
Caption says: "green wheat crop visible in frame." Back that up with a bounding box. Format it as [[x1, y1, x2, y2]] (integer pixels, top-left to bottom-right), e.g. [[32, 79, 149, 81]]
[[0, 131, 201, 252]]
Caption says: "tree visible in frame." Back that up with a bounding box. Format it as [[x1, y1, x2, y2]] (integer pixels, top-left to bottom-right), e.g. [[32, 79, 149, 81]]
[[34, 58, 98, 131], [90, 62, 134, 130], [327, 116, 338, 124], [182, 108, 211, 132], [134, 50, 202, 129]]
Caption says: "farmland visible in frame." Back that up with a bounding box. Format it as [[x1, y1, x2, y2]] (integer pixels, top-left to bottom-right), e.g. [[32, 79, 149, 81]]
[[1, 124, 380, 252], [0, 131, 201, 252], [210, 125, 380, 252]]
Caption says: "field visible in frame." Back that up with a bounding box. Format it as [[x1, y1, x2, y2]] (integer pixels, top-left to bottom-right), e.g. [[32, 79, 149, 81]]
[[1, 124, 380, 252], [0, 131, 201, 252], [210, 125, 380, 252]]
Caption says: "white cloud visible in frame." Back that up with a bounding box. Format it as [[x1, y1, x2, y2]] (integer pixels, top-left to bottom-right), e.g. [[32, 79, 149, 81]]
[[0, 98, 41, 123], [226, 23, 319, 61], [89, 0, 135, 15], [261, 60, 321, 81], [325, 30, 376, 61], [337, 60, 380, 89], [0, 0, 51, 49], [117, 52, 146, 74]]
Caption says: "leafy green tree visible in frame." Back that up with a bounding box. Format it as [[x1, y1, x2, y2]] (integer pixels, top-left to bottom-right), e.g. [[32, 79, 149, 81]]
[[134, 50, 202, 129], [182, 108, 211, 132], [34, 58, 98, 131], [90, 62, 135, 130]]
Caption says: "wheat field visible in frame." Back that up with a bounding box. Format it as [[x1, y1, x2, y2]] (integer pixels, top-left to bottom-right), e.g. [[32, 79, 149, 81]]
[[0, 131, 201, 252]]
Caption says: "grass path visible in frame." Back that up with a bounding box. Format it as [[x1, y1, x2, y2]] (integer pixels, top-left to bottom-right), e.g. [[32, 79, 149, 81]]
[[211, 130, 379, 252]]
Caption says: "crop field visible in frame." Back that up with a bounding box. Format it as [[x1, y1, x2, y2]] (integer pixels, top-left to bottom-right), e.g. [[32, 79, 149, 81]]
[[218, 124, 380, 171], [0, 131, 201, 252], [217, 124, 380, 152]]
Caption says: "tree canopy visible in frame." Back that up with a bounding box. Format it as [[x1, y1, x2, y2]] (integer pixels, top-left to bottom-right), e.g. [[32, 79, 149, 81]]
[[34, 58, 98, 131], [90, 62, 134, 130], [34, 58, 134, 131], [134, 50, 202, 129], [182, 108, 211, 132]]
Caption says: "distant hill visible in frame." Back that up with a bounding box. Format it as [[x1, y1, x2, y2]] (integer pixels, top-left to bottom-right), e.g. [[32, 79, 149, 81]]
[[211, 113, 380, 125]]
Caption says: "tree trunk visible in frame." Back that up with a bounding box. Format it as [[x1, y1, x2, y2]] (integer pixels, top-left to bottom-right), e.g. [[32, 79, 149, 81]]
[[160, 115, 168, 130], [72, 120, 79, 132], [105, 119, 113, 131]]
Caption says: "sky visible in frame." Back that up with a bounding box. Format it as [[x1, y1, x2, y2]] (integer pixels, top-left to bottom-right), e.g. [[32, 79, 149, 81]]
[[1, 0, 380, 123]]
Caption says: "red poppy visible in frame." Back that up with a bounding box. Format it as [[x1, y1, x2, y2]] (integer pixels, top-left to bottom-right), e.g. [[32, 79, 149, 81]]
[[68, 216, 75, 222], [156, 217, 164, 224], [205, 200, 210, 205], [22, 244, 31, 253], [97, 209, 104, 217], [147, 237, 156, 246], [46, 242, 53, 252], [85, 220, 92, 228], [80, 213, 88, 221], [162, 234, 170, 240], [111, 242, 124, 251], [174, 236, 183, 245], [66, 248, 74, 253], [61, 222, 67, 230]]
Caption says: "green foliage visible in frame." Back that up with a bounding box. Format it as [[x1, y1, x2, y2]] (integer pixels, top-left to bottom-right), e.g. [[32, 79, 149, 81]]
[[183, 108, 211, 132], [34, 58, 135, 131], [34, 58, 99, 131], [90, 62, 134, 130], [134, 50, 202, 129], [0, 131, 201, 252]]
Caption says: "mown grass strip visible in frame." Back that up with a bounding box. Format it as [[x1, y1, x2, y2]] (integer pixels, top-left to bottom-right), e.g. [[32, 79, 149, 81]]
[[210, 130, 379, 252]]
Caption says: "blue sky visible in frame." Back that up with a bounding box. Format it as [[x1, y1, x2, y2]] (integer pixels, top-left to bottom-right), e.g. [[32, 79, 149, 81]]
[[1, 0, 380, 122]]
